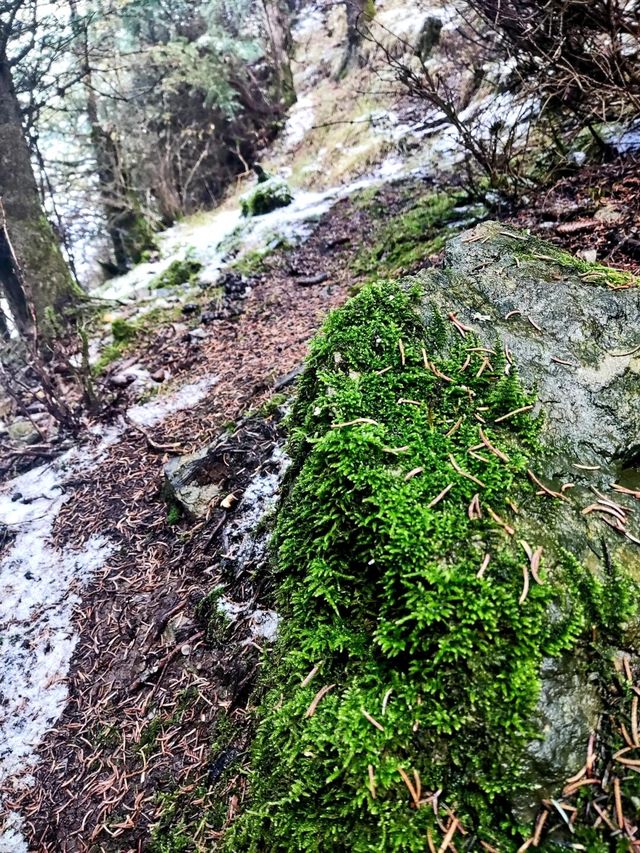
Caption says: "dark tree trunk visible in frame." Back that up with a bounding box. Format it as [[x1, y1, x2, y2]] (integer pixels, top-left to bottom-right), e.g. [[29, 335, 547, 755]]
[[0, 58, 78, 335]]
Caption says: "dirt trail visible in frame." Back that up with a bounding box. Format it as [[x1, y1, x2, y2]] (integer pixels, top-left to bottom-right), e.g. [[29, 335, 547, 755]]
[[0, 195, 367, 852]]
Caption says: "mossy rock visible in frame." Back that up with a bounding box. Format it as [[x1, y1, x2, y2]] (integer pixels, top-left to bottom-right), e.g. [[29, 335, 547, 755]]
[[240, 177, 293, 218], [221, 224, 640, 851]]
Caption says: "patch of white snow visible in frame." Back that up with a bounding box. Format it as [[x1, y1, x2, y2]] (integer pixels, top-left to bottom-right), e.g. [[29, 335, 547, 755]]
[[126, 376, 217, 427]]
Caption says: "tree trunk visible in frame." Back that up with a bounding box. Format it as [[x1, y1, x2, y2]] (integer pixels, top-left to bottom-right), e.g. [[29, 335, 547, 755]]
[[261, 0, 296, 108], [0, 58, 78, 335], [69, 0, 152, 273]]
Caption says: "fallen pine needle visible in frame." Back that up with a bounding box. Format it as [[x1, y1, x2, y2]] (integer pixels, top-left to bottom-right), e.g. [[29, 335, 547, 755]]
[[382, 688, 393, 715], [332, 418, 379, 428], [479, 427, 510, 462], [487, 506, 515, 536], [445, 416, 463, 437], [301, 662, 322, 688], [608, 343, 640, 357], [448, 453, 486, 488], [405, 467, 424, 481], [305, 684, 336, 718], [361, 709, 385, 731], [613, 777, 624, 828], [477, 553, 490, 578], [368, 764, 376, 799], [398, 767, 420, 807], [519, 565, 530, 604], [494, 405, 534, 423], [428, 483, 454, 508], [437, 818, 459, 853], [528, 469, 569, 501]]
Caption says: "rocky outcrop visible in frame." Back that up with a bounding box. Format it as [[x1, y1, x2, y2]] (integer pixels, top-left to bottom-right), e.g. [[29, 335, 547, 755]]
[[222, 223, 640, 851]]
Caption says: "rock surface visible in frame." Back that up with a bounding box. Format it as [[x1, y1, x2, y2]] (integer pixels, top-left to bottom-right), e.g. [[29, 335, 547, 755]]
[[418, 221, 640, 466]]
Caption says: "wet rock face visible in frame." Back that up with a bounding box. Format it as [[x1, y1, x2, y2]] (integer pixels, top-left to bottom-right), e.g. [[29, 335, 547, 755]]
[[515, 654, 601, 822], [417, 221, 640, 466]]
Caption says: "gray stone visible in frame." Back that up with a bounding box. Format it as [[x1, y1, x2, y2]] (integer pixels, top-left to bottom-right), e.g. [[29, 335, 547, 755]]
[[416, 221, 640, 466], [164, 445, 221, 520], [8, 417, 40, 445], [514, 655, 601, 821]]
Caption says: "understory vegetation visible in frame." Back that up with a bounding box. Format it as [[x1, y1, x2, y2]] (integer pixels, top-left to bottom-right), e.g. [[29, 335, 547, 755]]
[[220, 281, 639, 850], [352, 189, 472, 277]]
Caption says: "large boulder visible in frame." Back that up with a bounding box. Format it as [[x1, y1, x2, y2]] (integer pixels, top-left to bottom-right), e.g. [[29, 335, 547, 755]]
[[222, 223, 640, 851]]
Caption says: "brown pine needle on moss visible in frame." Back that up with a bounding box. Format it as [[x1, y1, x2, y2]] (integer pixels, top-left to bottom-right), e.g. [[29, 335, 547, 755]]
[[404, 467, 424, 481], [445, 416, 463, 437], [427, 484, 454, 508], [300, 662, 322, 688], [368, 764, 377, 799], [476, 553, 490, 579], [361, 709, 385, 731], [448, 453, 486, 488], [486, 506, 515, 536], [398, 767, 420, 807], [494, 405, 534, 423], [478, 428, 510, 462], [331, 418, 379, 428], [305, 684, 336, 718], [519, 566, 530, 605]]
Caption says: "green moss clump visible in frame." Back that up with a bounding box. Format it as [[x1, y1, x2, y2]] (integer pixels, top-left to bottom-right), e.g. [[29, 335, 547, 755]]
[[353, 190, 468, 277], [222, 280, 638, 851], [516, 240, 637, 288], [152, 258, 202, 290], [240, 177, 293, 217], [111, 317, 138, 343]]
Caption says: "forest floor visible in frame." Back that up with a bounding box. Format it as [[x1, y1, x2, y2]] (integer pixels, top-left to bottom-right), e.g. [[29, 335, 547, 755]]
[[2, 158, 640, 852]]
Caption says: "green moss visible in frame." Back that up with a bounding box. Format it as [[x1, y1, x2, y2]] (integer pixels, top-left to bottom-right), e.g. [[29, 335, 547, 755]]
[[240, 177, 293, 217], [111, 318, 138, 343], [166, 502, 182, 526], [221, 280, 639, 851], [352, 190, 468, 277], [92, 304, 184, 376], [516, 240, 637, 288], [195, 585, 231, 642], [151, 257, 202, 290]]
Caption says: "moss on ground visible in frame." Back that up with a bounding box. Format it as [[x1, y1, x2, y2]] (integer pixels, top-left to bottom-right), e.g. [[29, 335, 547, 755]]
[[151, 257, 203, 290], [92, 304, 183, 375], [240, 177, 293, 218], [352, 190, 469, 277], [220, 280, 639, 851]]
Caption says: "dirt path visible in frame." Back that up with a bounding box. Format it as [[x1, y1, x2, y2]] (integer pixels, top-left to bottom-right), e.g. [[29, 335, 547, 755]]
[[1, 193, 376, 852]]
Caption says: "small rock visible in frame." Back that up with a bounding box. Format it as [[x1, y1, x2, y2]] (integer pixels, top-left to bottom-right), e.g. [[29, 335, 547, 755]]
[[26, 402, 46, 414], [200, 311, 217, 325], [151, 369, 166, 383], [110, 373, 135, 388], [181, 303, 199, 315], [8, 418, 40, 445], [577, 248, 598, 263], [188, 328, 208, 340], [594, 205, 624, 224]]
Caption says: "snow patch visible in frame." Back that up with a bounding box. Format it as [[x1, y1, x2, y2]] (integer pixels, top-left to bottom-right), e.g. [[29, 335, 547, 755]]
[[127, 376, 217, 427], [0, 437, 116, 848], [283, 93, 316, 150]]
